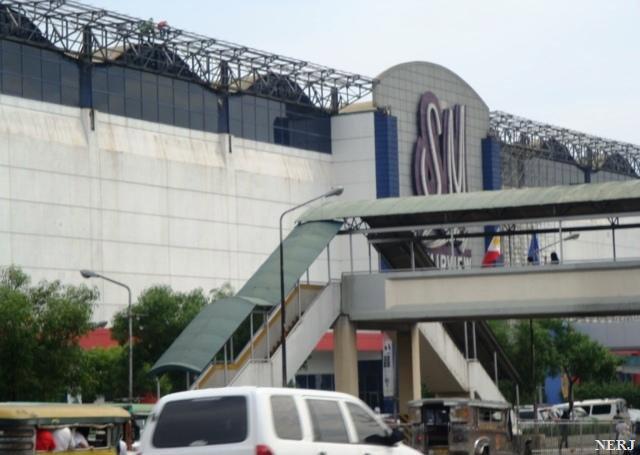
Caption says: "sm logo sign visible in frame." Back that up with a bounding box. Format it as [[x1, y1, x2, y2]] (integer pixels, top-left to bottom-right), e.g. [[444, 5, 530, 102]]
[[412, 91, 471, 266], [413, 91, 467, 196]]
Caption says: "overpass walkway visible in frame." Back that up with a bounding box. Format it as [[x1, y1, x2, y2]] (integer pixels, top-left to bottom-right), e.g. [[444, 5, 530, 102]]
[[342, 261, 640, 322], [152, 180, 640, 408]]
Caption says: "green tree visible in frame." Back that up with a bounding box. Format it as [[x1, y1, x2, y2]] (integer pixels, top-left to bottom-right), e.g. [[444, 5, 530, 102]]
[[77, 346, 173, 402], [77, 346, 127, 402], [111, 283, 233, 395], [0, 266, 97, 401], [489, 319, 619, 407], [541, 320, 619, 413], [489, 320, 559, 403]]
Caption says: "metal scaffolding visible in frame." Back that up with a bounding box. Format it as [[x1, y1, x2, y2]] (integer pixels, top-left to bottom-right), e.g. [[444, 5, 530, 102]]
[[490, 111, 640, 185], [0, 0, 374, 111], [491, 114, 640, 323]]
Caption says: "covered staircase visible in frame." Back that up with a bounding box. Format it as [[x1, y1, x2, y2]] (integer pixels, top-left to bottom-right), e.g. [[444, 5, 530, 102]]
[[193, 282, 339, 388], [152, 214, 518, 404]]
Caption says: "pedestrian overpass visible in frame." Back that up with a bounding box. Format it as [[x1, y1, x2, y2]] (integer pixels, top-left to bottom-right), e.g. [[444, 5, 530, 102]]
[[151, 180, 640, 412], [343, 260, 640, 324]]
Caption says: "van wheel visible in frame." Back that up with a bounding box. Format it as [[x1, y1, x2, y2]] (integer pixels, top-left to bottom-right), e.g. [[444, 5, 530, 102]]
[[483, 448, 489, 455]]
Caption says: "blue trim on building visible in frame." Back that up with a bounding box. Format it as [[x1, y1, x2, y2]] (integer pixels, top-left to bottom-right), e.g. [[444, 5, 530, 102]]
[[482, 137, 502, 249], [374, 111, 400, 199], [482, 136, 502, 191], [374, 110, 399, 271]]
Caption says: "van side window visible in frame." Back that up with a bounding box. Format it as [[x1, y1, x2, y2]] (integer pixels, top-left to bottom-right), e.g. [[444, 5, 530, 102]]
[[577, 405, 590, 415], [346, 402, 387, 445], [592, 404, 611, 415], [306, 399, 350, 443], [270, 396, 302, 441]]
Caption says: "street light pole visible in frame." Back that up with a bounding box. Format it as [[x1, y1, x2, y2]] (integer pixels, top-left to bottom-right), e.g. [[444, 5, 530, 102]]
[[528, 232, 578, 416], [279, 187, 343, 387], [80, 270, 133, 404]]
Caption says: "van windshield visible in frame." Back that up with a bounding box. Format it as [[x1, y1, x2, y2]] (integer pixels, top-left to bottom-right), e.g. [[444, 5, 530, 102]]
[[152, 396, 247, 448]]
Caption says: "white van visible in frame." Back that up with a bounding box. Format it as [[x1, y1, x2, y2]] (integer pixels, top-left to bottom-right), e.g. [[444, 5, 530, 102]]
[[138, 386, 421, 455], [554, 398, 629, 421], [575, 398, 629, 421]]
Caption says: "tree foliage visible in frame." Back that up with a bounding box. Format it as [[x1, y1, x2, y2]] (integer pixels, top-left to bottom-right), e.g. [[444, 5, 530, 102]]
[[489, 319, 619, 405], [77, 346, 173, 403], [111, 283, 233, 395], [77, 346, 127, 402], [540, 320, 619, 412], [0, 266, 97, 401]]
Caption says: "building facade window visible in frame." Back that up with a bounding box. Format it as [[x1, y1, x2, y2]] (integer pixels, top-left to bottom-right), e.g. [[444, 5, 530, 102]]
[[0, 39, 331, 154], [92, 65, 220, 133], [229, 94, 331, 154], [0, 40, 79, 106]]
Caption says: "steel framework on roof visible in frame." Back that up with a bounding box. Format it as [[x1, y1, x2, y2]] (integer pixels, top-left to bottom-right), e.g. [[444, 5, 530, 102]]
[[0, 0, 374, 111], [490, 111, 640, 178]]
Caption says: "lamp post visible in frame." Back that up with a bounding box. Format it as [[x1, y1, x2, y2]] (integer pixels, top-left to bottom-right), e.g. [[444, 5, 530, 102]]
[[279, 187, 343, 387], [80, 270, 133, 403], [529, 232, 578, 418]]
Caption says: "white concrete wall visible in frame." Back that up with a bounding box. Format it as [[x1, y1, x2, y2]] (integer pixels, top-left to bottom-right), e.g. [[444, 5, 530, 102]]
[[328, 111, 379, 276], [468, 360, 505, 401], [0, 94, 343, 322], [418, 322, 469, 394]]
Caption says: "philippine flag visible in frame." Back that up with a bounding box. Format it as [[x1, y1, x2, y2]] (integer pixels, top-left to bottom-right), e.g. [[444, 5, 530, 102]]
[[482, 235, 502, 267]]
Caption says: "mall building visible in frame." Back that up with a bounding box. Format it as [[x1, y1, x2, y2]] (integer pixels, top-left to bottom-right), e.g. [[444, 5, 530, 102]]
[[1, 0, 639, 404]]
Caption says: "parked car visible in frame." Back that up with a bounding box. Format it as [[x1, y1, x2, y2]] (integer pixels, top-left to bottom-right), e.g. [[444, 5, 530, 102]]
[[139, 386, 421, 455], [554, 398, 629, 421]]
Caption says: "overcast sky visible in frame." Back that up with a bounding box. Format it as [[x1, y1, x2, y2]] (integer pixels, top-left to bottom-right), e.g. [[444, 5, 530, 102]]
[[83, 0, 639, 144]]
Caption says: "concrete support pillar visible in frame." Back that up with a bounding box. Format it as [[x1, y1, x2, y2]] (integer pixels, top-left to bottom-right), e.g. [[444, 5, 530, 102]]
[[397, 325, 421, 416], [333, 315, 358, 396]]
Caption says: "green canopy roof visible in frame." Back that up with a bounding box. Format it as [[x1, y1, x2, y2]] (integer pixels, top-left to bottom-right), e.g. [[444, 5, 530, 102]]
[[239, 220, 343, 305], [297, 180, 640, 228], [151, 220, 342, 375], [151, 296, 255, 374]]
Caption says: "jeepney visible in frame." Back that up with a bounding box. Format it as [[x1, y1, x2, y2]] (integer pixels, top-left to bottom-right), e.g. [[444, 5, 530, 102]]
[[0, 402, 131, 454], [408, 398, 517, 455]]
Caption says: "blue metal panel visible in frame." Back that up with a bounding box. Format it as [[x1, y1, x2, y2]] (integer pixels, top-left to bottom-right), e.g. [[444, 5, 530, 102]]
[[482, 136, 502, 191], [374, 111, 400, 199], [545, 374, 563, 404], [482, 137, 502, 249]]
